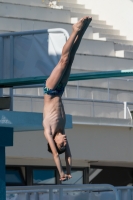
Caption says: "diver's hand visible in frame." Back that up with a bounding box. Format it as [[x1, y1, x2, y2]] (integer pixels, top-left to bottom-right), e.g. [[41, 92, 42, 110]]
[[67, 174, 72, 179], [60, 174, 72, 181]]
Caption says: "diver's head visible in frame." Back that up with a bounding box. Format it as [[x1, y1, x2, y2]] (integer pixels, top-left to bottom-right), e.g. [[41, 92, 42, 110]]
[[47, 132, 67, 154]]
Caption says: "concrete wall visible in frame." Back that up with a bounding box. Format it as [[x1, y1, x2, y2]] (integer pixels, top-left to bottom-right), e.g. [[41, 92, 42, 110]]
[[6, 124, 133, 167], [77, 0, 133, 40]]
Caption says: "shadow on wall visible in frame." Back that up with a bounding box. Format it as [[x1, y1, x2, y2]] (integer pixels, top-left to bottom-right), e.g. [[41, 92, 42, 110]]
[[1, 30, 66, 79]]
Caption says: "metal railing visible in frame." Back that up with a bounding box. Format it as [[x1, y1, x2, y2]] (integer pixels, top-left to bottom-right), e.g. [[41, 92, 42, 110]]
[[116, 186, 133, 200], [7, 76, 133, 103], [0, 28, 69, 111], [6, 185, 133, 200], [5, 94, 133, 120], [6, 184, 119, 200]]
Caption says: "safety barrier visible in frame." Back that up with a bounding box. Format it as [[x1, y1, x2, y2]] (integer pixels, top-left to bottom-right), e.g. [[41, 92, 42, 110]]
[[6, 185, 133, 200], [6, 184, 119, 200], [9, 94, 133, 121], [116, 186, 133, 200]]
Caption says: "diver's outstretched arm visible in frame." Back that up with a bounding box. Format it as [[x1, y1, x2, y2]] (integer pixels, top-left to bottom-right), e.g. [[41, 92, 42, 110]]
[[65, 143, 72, 177], [44, 130, 64, 177], [45, 130, 71, 181]]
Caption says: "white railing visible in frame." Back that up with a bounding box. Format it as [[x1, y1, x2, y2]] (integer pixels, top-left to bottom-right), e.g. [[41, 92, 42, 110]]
[[10, 77, 133, 101], [3, 94, 133, 120], [6, 185, 133, 200], [6, 184, 119, 200]]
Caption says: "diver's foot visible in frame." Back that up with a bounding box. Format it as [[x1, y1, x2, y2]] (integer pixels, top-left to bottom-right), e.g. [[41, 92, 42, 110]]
[[78, 17, 92, 36], [73, 16, 92, 32], [72, 16, 89, 32]]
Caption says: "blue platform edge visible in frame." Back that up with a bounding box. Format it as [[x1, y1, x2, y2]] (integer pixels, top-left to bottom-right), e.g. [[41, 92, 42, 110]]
[[0, 127, 13, 146], [0, 111, 72, 132]]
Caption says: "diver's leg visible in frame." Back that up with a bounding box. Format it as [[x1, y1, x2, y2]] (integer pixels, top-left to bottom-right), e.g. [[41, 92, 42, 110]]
[[46, 17, 88, 89], [60, 18, 92, 86]]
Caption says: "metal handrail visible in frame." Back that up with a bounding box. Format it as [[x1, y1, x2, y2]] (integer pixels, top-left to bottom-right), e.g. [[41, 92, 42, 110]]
[[0, 28, 69, 38], [6, 184, 119, 200], [8, 94, 133, 106]]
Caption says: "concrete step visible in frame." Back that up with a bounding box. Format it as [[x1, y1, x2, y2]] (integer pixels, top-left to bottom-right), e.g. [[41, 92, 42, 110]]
[[71, 12, 106, 25], [115, 50, 133, 59], [71, 12, 100, 21], [93, 27, 120, 35], [0, 17, 93, 39], [61, 6, 92, 14], [94, 33, 127, 40], [0, 0, 47, 7], [72, 54, 133, 72], [71, 18, 113, 31], [57, 1, 85, 9], [71, 17, 104, 27], [99, 33, 126, 40], [77, 39, 115, 56], [91, 23, 113, 29], [107, 38, 133, 45], [114, 43, 133, 51], [0, 2, 71, 23], [58, 0, 78, 4]]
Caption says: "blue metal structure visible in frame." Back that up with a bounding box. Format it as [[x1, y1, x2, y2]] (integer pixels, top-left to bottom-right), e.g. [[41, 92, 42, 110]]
[[0, 111, 72, 131], [0, 127, 13, 200]]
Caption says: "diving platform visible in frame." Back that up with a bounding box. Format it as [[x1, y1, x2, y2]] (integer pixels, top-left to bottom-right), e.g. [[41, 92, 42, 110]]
[[0, 111, 72, 131]]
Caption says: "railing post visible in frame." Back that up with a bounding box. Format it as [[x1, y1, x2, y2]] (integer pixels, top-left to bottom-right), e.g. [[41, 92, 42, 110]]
[[25, 193, 30, 200], [0, 127, 13, 200], [118, 189, 122, 200], [59, 188, 63, 200], [92, 100, 94, 117], [124, 102, 127, 119], [34, 192, 39, 200], [0, 37, 4, 97], [49, 188, 53, 200], [31, 97, 33, 112], [77, 81, 79, 98], [64, 87, 67, 98], [108, 79, 110, 100], [127, 189, 132, 200], [10, 35, 14, 111]]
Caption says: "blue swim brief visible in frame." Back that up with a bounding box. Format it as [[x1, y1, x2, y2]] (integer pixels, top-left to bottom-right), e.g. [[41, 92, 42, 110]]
[[44, 82, 65, 96]]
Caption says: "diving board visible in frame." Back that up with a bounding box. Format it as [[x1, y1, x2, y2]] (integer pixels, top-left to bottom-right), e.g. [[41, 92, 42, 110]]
[[0, 70, 133, 88]]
